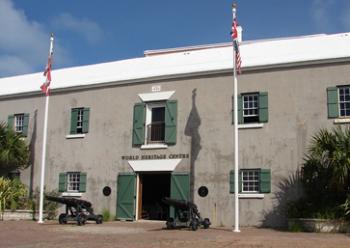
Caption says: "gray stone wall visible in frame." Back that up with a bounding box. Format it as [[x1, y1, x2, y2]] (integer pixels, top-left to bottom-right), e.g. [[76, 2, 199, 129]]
[[1, 61, 349, 227]]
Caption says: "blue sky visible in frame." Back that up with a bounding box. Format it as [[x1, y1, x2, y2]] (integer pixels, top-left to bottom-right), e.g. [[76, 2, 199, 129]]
[[0, 0, 349, 78]]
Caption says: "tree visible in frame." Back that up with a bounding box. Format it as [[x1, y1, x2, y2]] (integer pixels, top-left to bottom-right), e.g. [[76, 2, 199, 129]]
[[289, 127, 350, 219], [0, 122, 29, 176]]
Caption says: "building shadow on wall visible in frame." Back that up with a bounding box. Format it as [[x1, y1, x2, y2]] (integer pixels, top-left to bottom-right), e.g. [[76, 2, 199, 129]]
[[184, 89, 202, 202], [261, 171, 303, 229], [28, 110, 38, 198]]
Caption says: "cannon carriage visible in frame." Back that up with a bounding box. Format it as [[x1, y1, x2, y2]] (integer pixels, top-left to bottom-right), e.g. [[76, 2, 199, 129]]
[[162, 197, 210, 231], [45, 195, 103, 225]]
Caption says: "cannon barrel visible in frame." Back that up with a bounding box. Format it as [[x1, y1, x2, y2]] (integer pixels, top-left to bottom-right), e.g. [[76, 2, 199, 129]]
[[45, 195, 92, 208]]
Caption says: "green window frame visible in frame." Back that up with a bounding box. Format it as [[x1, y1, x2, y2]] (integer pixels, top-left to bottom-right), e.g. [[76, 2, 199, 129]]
[[230, 169, 271, 194], [58, 172, 87, 192], [70, 107, 90, 134], [233, 92, 268, 124], [132, 100, 177, 146], [7, 113, 29, 137]]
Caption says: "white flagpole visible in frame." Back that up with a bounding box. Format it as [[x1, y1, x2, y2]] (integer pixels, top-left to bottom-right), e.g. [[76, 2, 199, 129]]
[[38, 34, 54, 224], [232, 3, 240, 233]]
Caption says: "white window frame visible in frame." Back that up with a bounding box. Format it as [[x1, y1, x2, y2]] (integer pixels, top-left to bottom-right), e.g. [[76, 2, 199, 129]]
[[241, 169, 260, 193], [67, 172, 80, 192], [145, 102, 166, 145], [76, 108, 84, 134], [15, 114, 24, 133], [242, 93, 259, 122], [338, 86, 350, 118]]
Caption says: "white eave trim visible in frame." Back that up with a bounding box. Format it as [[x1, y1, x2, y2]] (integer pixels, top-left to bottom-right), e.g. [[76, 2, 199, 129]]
[[128, 159, 181, 172], [138, 91, 175, 102]]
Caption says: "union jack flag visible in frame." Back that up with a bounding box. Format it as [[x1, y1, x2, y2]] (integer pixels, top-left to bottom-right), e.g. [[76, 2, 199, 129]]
[[231, 18, 242, 74], [40, 35, 53, 96]]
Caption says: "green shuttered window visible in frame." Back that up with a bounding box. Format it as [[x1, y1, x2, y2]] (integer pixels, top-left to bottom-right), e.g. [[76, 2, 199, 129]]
[[232, 92, 268, 124], [132, 100, 177, 146], [230, 169, 271, 194], [70, 107, 90, 134], [7, 113, 29, 137], [58, 172, 87, 192]]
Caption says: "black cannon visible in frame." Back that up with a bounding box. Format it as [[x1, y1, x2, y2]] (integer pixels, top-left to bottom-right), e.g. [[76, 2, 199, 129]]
[[162, 197, 210, 231], [45, 195, 103, 225]]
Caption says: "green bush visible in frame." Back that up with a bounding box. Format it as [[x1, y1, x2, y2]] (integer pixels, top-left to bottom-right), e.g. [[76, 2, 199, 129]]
[[287, 127, 350, 220], [102, 209, 111, 222], [32, 188, 60, 220]]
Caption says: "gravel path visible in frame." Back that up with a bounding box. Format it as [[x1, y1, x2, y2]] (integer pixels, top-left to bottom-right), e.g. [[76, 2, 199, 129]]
[[0, 220, 349, 248]]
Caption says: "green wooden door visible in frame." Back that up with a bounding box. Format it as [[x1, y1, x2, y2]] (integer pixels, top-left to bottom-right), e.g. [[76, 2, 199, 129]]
[[116, 173, 136, 220], [170, 173, 190, 218]]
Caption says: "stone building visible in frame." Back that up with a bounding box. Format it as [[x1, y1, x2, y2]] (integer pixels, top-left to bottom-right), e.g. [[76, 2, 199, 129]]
[[1, 32, 350, 227]]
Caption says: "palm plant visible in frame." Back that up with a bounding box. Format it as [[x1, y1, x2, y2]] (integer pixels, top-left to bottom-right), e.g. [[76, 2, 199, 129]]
[[300, 126, 350, 218], [0, 122, 29, 176]]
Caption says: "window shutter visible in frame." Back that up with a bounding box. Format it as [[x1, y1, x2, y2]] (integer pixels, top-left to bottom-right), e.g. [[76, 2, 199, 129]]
[[79, 172, 87, 192], [229, 170, 242, 193], [229, 170, 235, 193], [238, 95, 243, 124], [22, 113, 29, 137], [232, 96, 243, 124], [259, 92, 268, 123], [82, 108, 90, 133], [327, 87, 339, 118], [70, 109, 79, 134], [58, 173, 67, 192], [259, 169, 271, 193], [132, 103, 145, 145], [7, 115, 14, 130], [165, 100, 177, 144]]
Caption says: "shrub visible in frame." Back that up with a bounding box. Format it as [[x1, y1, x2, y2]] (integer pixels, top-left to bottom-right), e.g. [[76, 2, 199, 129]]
[[287, 127, 350, 220]]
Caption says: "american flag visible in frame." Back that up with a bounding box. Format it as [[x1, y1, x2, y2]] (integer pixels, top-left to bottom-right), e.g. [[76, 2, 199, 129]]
[[231, 18, 242, 74], [40, 36, 53, 96]]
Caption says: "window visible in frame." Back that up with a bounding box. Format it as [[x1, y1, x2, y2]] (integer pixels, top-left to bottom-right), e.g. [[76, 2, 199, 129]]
[[339, 87, 350, 117], [70, 107, 90, 134], [59, 172, 87, 192], [132, 100, 177, 146], [242, 94, 259, 123], [146, 103, 165, 144], [230, 169, 271, 194], [233, 92, 268, 124], [67, 172, 80, 192], [241, 170, 260, 193], [15, 114, 24, 133], [7, 113, 29, 136]]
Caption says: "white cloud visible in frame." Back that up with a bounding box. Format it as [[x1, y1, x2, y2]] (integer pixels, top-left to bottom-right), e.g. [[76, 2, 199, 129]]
[[0, 0, 70, 78], [51, 13, 103, 44]]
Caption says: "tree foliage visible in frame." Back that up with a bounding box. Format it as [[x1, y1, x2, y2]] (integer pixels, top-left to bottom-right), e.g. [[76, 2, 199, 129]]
[[0, 177, 27, 220], [0, 122, 29, 176], [288, 127, 350, 219]]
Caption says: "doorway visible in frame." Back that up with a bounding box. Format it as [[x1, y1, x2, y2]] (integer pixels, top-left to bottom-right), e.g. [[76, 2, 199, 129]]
[[138, 173, 170, 220]]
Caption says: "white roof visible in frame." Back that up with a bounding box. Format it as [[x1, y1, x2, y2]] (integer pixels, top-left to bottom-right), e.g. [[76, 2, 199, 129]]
[[1, 32, 350, 97]]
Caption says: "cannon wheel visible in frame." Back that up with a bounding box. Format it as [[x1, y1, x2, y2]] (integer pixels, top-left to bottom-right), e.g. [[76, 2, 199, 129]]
[[77, 214, 86, 226], [96, 215, 103, 224], [58, 214, 67, 224], [190, 219, 199, 231], [166, 218, 176, 229], [203, 218, 210, 229]]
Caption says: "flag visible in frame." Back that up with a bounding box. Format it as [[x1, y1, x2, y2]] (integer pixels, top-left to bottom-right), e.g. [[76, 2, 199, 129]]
[[231, 18, 242, 74], [40, 35, 53, 96]]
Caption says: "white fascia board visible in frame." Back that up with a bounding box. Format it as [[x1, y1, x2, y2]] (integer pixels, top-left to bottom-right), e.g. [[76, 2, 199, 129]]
[[138, 91, 175, 102], [128, 159, 181, 172]]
